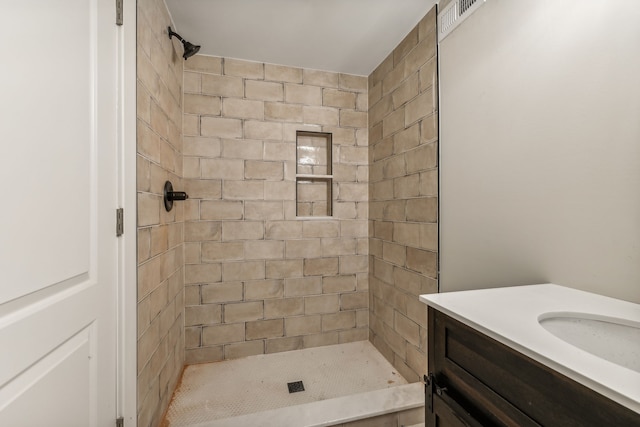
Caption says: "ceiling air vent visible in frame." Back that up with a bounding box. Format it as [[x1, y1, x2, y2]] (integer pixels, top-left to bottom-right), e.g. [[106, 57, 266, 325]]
[[438, 0, 486, 42]]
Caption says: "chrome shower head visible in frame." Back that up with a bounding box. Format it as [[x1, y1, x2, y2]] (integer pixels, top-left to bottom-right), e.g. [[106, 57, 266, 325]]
[[168, 26, 201, 60]]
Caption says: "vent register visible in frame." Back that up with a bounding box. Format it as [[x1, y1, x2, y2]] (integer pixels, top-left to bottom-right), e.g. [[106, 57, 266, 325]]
[[438, 0, 486, 41]]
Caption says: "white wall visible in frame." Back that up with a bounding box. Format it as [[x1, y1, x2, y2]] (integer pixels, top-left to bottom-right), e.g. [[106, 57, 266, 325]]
[[439, 0, 640, 303]]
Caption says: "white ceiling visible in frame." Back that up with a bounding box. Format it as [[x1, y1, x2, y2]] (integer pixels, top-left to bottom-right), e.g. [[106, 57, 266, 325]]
[[165, 0, 438, 76]]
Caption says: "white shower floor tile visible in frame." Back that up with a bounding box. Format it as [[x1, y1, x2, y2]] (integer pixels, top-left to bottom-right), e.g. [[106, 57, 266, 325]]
[[164, 341, 409, 426]]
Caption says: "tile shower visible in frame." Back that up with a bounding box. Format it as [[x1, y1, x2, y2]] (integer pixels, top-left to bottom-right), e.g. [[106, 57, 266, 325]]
[[136, 0, 437, 424]]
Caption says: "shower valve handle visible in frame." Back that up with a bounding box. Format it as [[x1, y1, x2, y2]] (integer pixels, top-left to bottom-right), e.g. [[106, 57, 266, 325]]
[[163, 181, 189, 212]]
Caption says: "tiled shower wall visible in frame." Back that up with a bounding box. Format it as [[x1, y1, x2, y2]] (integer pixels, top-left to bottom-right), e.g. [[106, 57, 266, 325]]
[[367, 7, 439, 382], [181, 56, 370, 363], [136, 0, 185, 425]]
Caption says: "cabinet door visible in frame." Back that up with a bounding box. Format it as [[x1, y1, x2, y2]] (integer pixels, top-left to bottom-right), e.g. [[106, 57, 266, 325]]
[[430, 393, 484, 427]]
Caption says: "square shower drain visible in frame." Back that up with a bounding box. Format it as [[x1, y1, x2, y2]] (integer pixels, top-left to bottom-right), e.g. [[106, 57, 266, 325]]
[[287, 381, 305, 393]]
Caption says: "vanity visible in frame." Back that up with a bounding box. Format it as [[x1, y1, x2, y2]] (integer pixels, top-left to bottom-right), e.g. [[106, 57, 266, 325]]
[[419, 284, 640, 426]]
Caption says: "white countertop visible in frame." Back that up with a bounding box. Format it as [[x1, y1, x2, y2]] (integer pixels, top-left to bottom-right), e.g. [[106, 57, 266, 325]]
[[419, 284, 640, 414]]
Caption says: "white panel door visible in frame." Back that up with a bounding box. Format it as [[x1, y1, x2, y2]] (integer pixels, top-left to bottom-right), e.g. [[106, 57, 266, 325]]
[[0, 0, 118, 426]]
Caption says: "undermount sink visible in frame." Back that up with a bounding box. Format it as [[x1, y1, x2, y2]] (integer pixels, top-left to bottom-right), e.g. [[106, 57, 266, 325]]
[[538, 313, 640, 374]]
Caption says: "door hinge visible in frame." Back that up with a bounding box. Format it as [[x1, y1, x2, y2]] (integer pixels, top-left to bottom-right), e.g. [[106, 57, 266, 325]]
[[116, 0, 123, 26], [116, 208, 124, 237], [116, 417, 124, 427]]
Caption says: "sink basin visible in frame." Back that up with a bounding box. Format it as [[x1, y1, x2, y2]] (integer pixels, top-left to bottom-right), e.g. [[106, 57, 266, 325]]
[[538, 313, 640, 373]]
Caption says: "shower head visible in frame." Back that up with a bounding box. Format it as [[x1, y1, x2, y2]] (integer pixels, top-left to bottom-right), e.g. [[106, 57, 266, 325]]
[[168, 26, 201, 60]]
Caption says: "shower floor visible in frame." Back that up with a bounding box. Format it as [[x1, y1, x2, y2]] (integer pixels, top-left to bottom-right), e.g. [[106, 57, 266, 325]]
[[163, 341, 412, 426]]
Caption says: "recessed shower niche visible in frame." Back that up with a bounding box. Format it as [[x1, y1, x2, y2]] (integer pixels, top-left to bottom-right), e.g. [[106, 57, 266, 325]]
[[296, 131, 333, 217]]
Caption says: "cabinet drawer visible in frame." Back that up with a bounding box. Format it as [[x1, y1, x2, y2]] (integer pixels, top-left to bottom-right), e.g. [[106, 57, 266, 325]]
[[427, 307, 640, 427]]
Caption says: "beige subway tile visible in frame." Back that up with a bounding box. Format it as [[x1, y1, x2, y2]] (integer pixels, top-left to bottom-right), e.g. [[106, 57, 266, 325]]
[[184, 264, 222, 285], [245, 279, 284, 300], [244, 160, 283, 180], [395, 312, 421, 346], [383, 241, 406, 266], [185, 304, 222, 326], [222, 180, 264, 200], [323, 89, 356, 109], [201, 74, 243, 97], [303, 332, 339, 348], [225, 341, 264, 359], [322, 311, 356, 331], [183, 157, 201, 179], [183, 72, 201, 93], [185, 346, 223, 364], [421, 112, 438, 143], [224, 58, 264, 79], [382, 107, 405, 138], [263, 141, 296, 161], [340, 110, 367, 128], [201, 241, 244, 262], [285, 239, 322, 258], [394, 174, 420, 199], [266, 259, 304, 279], [285, 84, 322, 105], [183, 114, 200, 137], [264, 298, 304, 318], [222, 98, 264, 120], [138, 193, 160, 227], [339, 74, 367, 93], [420, 170, 438, 196], [265, 221, 302, 239], [305, 294, 339, 315], [333, 202, 357, 219], [149, 225, 168, 257], [285, 315, 321, 336], [303, 69, 338, 88], [303, 257, 338, 276], [222, 221, 264, 241], [264, 102, 303, 123], [265, 63, 302, 83], [184, 55, 222, 74], [138, 228, 151, 263], [245, 201, 284, 220], [245, 80, 284, 101], [246, 319, 284, 340], [301, 221, 339, 238], [283, 123, 322, 142], [339, 146, 368, 164], [356, 93, 368, 112], [407, 142, 437, 174], [406, 197, 437, 222], [338, 183, 368, 202], [185, 221, 221, 241], [244, 120, 283, 140], [405, 87, 435, 126], [183, 136, 221, 157], [221, 138, 263, 160], [303, 106, 339, 126], [382, 64, 406, 96], [200, 201, 243, 220], [201, 282, 243, 304], [339, 255, 368, 274], [340, 220, 368, 238], [284, 276, 322, 296], [264, 181, 295, 200], [227, 301, 268, 326], [406, 247, 437, 277], [339, 327, 368, 343], [185, 326, 201, 349], [200, 158, 244, 180], [383, 155, 407, 179], [266, 336, 303, 354], [341, 292, 368, 310], [202, 323, 244, 345], [184, 94, 221, 115], [394, 26, 419, 65], [200, 117, 243, 138], [393, 222, 420, 247], [244, 240, 284, 260], [393, 123, 420, 154], [185, 179, 222, 200], [223, 260, 266, 281], [419, 223, 438, 251], [322, 276, 356, 294]]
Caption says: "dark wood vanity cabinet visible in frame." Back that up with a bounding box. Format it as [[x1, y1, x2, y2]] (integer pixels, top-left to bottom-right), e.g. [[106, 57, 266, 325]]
[[425, 307, 640, 427]]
